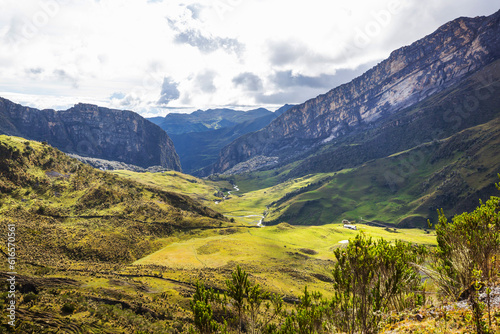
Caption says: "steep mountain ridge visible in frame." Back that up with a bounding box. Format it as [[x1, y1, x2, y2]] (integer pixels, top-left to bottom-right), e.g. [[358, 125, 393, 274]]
[[0, 98, 182, 170], [211, 10, 500, 175], [284, 59, 500, 178]]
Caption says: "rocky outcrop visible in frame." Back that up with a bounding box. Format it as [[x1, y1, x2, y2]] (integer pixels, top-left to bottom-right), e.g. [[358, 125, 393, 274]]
[[221, 156, 279, 175], [67, 154, 172, 173], [211, 10, 500, 174], [0, 99, 182, 171]]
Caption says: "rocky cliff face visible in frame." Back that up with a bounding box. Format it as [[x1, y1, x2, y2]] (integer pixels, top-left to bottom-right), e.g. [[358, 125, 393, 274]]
[[212, 10, 500, 174], [0, 99, 182, 171]]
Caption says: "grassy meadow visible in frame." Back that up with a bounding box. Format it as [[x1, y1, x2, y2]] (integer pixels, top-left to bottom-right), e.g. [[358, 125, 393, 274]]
[[134, 222, 436, 297]]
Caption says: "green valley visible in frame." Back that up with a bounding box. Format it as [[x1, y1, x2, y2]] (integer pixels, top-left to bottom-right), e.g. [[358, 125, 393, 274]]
[[0, 135, 440, 333], [1, 7, 500, 333]]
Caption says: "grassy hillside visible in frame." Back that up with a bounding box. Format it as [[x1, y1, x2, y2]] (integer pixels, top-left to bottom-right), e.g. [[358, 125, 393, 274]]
[[111, 167, 332, 225], [185, 114, 499, 228], [0, 127, 495, 332], [135, 223, 435, 297], [111, 170, 231, 205], [128, 110, 499, 229], [181, 61, 500, 228], [0, 135, 230, 265]]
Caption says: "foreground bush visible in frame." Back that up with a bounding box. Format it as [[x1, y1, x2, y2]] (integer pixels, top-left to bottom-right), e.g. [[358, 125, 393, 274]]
[[432, 186, 500, 299], [431, 177, 500, 333], [328, 234, 427, 334]]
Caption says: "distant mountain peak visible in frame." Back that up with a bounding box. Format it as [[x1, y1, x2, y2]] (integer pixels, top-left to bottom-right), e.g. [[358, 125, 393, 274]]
[[148, 104, 293, 172], [149, 106, 274, 135]]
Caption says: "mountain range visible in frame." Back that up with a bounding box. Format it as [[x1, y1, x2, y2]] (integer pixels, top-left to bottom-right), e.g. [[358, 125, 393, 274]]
[[149, 107, 279, 134], [0, 97, 294, 174], [149, 105, 294, 172]]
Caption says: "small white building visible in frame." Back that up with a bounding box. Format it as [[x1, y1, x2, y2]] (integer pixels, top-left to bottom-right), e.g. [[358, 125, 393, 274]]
[[342, 220, 357, 230]]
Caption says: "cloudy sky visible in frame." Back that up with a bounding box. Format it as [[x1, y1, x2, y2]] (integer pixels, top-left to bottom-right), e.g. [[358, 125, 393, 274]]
[[0, 0, 498, 116]]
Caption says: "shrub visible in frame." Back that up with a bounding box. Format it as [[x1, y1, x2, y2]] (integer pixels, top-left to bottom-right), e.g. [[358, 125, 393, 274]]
[[329, 233, 427, 334], [431, 181, 500, 300], [190, 282, 225, 334], [430, 178, 500, 333], [61, 302, 76, 314], [279, 287, 325, 334], [226, 265, 249, 333], [22, 292, 38, 304]]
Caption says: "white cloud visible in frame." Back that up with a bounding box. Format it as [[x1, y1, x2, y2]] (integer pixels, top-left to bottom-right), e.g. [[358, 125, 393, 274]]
[[0, 0, 498, 115]]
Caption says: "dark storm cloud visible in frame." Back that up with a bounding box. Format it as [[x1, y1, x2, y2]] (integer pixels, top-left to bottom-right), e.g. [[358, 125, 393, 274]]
[[271, 63, 376, 90], [168, 18, 244, 55], [232, 72, 263, 91], [54, 69, 79, 88], [158, 77, 180, 104], [196, 70, 216, 93], [268, 40, 332, 66]]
